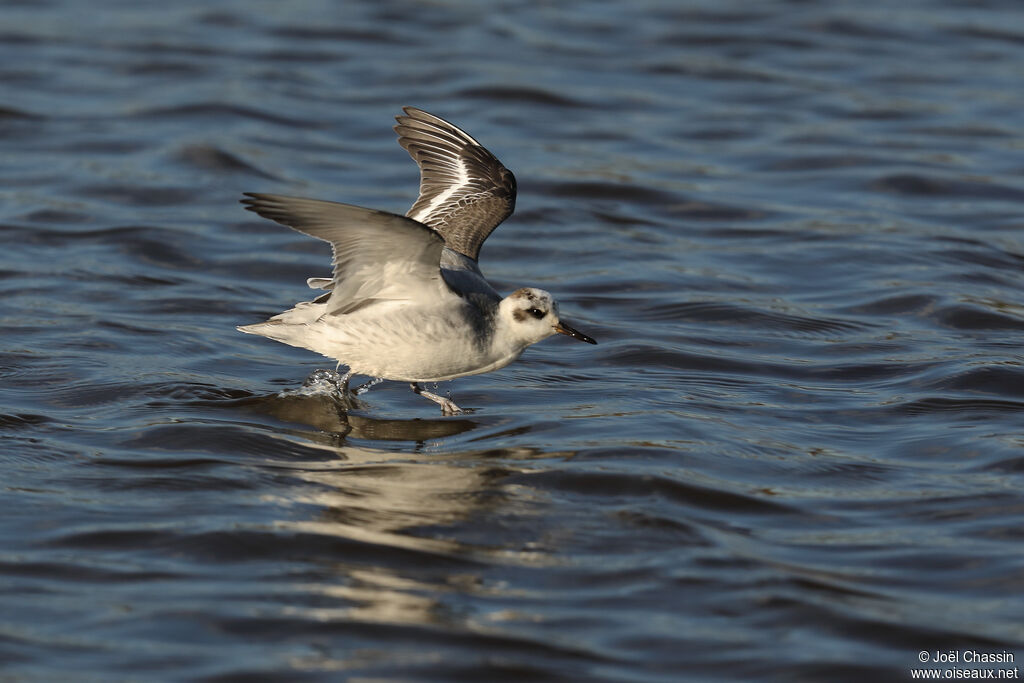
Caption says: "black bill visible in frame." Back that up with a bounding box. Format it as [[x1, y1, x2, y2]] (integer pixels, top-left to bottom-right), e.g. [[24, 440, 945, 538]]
[[555, 321, 597, 344]]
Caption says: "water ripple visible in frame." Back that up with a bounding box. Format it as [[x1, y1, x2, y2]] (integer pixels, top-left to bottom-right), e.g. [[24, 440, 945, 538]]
[[4, 0, 1024, 680]]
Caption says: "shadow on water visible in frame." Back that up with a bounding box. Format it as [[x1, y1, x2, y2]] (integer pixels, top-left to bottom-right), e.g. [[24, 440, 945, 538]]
[[241, 389, 479, 444]]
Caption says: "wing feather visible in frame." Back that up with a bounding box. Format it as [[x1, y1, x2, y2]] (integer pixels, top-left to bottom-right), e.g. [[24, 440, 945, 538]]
[[241, 193, 454, 314], [394, 107, 516, 261]]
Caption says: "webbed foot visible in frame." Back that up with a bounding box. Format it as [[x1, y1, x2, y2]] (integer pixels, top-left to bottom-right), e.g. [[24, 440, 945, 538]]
[[410, 383, 464, 415]]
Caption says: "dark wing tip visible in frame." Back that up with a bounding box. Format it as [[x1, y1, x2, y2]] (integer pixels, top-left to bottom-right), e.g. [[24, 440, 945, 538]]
[[394, 106, 427, 134], [240, 192, 261, 212], [396, 105, 437, 122], [241, 191, 272, 205], [239, 193, 304, 228], [240, 192, 277, 216]]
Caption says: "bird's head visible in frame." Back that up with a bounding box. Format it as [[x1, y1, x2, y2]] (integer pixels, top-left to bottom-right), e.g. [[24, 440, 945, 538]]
[[497, 287, 596, 348]]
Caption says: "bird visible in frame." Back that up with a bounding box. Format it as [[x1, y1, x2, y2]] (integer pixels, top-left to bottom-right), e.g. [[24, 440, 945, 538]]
[[238, 106, 596, 415]]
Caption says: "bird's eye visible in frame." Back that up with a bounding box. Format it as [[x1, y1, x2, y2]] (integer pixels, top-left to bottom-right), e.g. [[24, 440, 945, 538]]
[[528, 308, 545, 319]]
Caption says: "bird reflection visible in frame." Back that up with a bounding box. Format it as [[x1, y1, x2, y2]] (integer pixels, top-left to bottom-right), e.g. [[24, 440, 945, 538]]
[[224, 379, 555, 641], [246, 385, 478, 445], [265, 421, 518, 633]]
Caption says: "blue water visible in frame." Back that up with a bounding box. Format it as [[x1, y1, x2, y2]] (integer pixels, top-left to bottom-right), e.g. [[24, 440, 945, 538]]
[[3, 1, 1024, 680]]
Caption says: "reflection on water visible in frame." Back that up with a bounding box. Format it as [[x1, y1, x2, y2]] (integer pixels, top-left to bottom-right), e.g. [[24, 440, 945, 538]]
[[238, 410, 579, 678], [246, 385, 554, 640], [275, 449, 500, 632], [249, 390, 479, 443]]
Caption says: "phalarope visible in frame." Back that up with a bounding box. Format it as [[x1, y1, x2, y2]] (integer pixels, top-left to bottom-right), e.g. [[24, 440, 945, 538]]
[[239, 107, 595, 414]]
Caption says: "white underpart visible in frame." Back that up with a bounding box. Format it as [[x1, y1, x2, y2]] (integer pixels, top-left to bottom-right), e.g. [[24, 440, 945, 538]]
[[409, 151, 469, 224], [240, 296, 531, 383]]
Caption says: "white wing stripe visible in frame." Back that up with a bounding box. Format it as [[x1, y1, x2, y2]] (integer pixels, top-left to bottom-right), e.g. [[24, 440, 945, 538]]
[[409, 154, 470, 224], [395, 107, 517, 260]]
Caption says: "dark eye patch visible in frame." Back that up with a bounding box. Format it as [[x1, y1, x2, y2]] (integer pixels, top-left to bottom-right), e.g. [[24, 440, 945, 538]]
[[528, 308, 546, 319]]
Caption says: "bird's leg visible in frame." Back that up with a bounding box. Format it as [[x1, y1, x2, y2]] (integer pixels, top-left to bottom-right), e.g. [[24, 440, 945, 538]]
[[354, 377, 384, 395], [410, 382, 463, 415]]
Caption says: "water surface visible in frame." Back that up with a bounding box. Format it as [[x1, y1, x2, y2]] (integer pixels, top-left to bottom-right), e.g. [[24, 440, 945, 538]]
[[3, 1, 1024, 680]]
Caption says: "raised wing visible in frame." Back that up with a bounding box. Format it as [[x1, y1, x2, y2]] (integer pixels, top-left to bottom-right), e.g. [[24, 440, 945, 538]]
[[394, 107, 517, 261], [241, 193, 454, 314]]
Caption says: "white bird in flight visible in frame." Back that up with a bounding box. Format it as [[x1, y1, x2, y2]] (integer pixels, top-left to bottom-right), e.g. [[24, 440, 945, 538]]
[[239, 107, 596, 414]]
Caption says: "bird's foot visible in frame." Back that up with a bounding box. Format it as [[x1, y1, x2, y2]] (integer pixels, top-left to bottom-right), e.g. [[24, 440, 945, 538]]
[[410, 383, 464, 415], [434, 395, 464, 416]]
